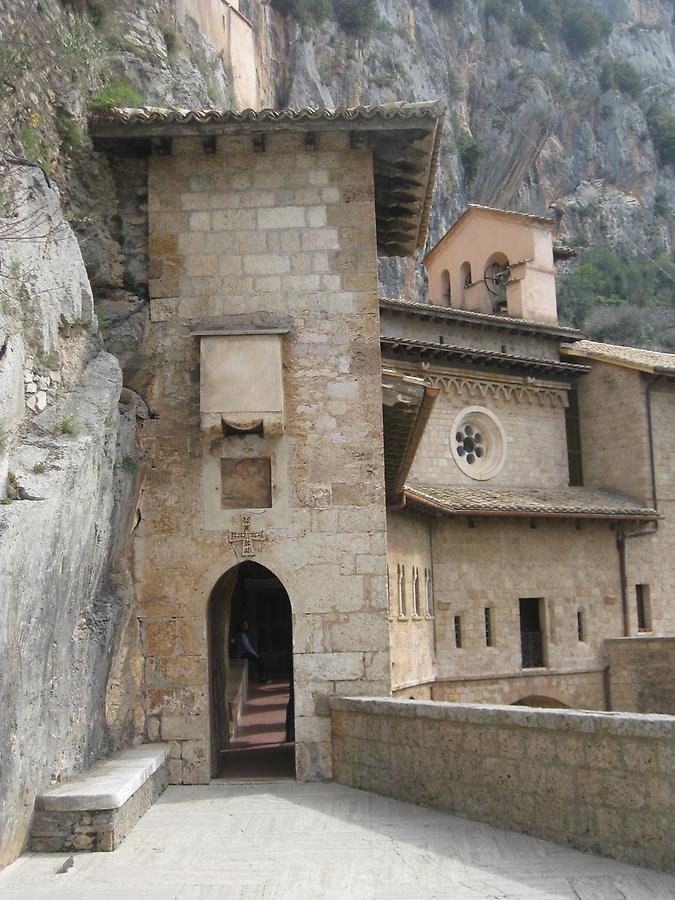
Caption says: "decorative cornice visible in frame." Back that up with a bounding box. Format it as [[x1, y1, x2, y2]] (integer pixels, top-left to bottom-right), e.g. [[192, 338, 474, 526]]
[[428, 373, 568, 408]]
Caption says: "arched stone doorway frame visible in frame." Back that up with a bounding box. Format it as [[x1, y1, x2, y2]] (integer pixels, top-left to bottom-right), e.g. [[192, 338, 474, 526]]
[[206, 559, 296, 779]]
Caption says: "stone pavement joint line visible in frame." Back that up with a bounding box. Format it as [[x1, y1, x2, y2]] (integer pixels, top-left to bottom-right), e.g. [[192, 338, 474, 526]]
[[2, 783, 674, 899]]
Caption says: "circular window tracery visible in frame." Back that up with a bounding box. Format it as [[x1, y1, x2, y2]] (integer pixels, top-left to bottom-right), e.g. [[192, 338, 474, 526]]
[[450, 407, 506, 481]]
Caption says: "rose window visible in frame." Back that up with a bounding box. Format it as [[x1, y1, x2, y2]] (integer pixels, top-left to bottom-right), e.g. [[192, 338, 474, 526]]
[[450, 407, 507, 481], [455, 424, 484, 466]]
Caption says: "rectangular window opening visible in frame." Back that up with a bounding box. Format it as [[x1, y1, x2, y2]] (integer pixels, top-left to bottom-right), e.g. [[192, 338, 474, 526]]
[[454, 615, 462, 649], [484, 607, 493, 647], [519, 597, 545, 668], [577, 609, 585, 642], [636, 584, 651, 632]]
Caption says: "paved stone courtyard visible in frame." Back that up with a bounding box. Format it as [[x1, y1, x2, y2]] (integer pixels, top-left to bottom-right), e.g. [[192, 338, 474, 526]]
[[1, 783, 674, 899]]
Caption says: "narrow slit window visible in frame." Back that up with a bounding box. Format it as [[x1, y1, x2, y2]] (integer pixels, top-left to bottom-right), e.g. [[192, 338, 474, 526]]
[[397, 564, 406, 618], [454, 615, 462, 649], [484, 607, 493, 647], [386, 567, 392, 618], [424, 569, 434, 617], [412, 568, 420, 617], [577, 609, 585, 642], [636, 584, 651, 632]]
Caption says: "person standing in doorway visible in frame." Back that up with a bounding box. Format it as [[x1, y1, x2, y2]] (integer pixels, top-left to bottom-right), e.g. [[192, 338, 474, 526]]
[[231, 619, 270, 684]]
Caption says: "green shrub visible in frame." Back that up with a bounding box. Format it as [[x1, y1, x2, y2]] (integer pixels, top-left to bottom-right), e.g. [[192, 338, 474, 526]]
[[513, 14, 543, 50], [121, 456, 139, 474], [612, 61, 643, 99], [162, 26, 179, 57], [484, 0, 517, 25], [646, 104, 675, 167], [456, 132, 482, 185], [270, 0, 331, 28], [54, 415, 78, 436], [448, 69, 461, 97], [560, 2, 611, 55], [333, 0, 378, 36], [90, 82, 143, 111], [429, 0, 461, 9], [557, 246, 675, 329], [56, 110, 84, 153], [654, 189, 671, 217], [522, 0, 561, 30]]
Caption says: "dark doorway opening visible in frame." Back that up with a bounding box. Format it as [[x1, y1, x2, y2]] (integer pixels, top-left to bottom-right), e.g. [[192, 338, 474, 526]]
[[519, 597, 545, 668], [208, 562, 295, 780]]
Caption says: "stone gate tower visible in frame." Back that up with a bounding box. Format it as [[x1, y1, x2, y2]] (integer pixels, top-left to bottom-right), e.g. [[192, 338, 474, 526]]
[[92, 103, 444, 781]]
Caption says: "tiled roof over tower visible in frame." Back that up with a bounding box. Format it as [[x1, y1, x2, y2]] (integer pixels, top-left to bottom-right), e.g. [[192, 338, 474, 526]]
[[90, 102, 445, 257]]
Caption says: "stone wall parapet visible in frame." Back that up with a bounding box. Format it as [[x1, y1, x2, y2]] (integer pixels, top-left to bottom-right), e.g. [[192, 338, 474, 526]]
[[329, 696, 675, 737], [330, 697, 675, 870]]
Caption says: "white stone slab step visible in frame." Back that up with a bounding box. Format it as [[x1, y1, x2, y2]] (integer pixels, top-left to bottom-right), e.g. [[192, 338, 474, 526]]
[[37, 744, 169, 812]]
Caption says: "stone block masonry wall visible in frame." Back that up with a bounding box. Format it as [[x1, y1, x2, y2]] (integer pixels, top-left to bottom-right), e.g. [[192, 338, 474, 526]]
[[138, 131, 390, 783], [577, 364, 652, 504], [431, 516, 625, 693], [330, 697, 675, 871], [408, 371, 570, 489], [578, 366, 674, 640], [607, 637, 675, 714]]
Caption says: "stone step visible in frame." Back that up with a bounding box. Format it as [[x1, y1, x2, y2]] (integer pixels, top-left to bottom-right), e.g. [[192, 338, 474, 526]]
[[30, 744, 169, 853]]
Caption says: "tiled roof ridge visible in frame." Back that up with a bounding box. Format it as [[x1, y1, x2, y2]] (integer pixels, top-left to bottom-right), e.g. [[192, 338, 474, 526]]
[[465, 204, 554, 227], [403, 482, 658, 520], [562, 339, 675, 373], [380, 296, 583, 338], [381, 335, 589, 375], [90, 101, 446, 126]]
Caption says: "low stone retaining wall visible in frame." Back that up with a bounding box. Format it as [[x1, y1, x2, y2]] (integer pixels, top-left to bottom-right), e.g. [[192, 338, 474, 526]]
[[330, 697, 675, 871], [606, 637, 675, 715], [31, 745, 168, 853]]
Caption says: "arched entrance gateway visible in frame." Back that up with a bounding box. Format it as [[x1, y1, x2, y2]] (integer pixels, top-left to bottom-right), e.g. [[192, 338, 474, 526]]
[[208, 562, 295, 780]]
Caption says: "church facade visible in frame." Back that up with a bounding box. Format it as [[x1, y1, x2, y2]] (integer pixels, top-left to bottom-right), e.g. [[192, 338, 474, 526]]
[[91, 104, 674, 785], [384, 207, 675, 710]]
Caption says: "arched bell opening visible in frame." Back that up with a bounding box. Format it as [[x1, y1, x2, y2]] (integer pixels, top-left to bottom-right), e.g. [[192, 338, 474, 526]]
[[440, 269, 451, 305], [208, 561, 295, 780]]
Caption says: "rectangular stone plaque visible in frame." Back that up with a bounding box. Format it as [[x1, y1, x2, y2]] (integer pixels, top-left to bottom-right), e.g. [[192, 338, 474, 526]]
[[220, 458, 272, 509]]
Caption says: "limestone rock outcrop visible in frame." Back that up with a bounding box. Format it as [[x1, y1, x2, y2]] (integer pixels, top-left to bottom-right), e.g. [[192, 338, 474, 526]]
[[0, 167, 142, 868]]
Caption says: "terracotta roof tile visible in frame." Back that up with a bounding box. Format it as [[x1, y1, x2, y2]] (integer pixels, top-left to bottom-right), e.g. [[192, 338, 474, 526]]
[[404, 483, 657, 520], [89, 102, 445, 127], [89, 102, 445, 258], [381, 336, 589, 377], [380, 297, 582, 339], [562, 340, 675, 374]]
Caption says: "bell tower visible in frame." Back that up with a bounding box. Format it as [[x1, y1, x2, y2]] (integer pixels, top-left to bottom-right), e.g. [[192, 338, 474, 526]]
[[423, 205, 558, 325]]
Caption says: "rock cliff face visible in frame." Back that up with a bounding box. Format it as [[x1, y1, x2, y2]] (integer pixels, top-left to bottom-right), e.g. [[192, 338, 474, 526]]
[[0, 168, 143, 867], [248, 0, 674, 310]]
